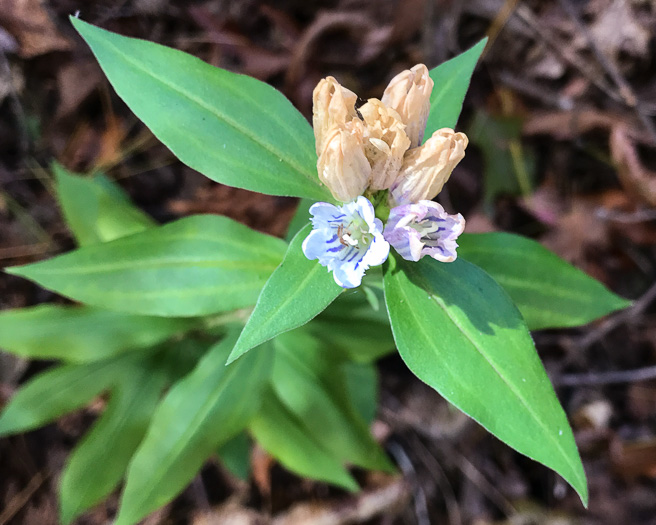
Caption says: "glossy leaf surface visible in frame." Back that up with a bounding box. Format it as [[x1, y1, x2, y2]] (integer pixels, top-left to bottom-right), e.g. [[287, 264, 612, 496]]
[[0, 305, 193, 362], [425, 38, 487, 136], [7, 215, 286, 317], [71, 19, 328, 201], [228, 224, 342, 364], [115, 333, 272, 525], [383, 254, 587, 505], [271, 331, 392, 472], [458, 232, 630, 330], [250, 387, 358, 491]]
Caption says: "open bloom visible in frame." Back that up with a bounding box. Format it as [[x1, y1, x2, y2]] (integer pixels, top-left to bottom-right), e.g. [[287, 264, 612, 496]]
[[302, 197, 389, 288], [383, 201, 465, 262]]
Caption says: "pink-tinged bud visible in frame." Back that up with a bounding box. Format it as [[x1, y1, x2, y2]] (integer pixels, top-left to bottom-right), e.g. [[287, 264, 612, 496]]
[[381, 64, 433, 148], [389, 128, 468, 206], [317, 119, 372, 203], [312, 77, 358, 157], [359, 99, 411, 191]]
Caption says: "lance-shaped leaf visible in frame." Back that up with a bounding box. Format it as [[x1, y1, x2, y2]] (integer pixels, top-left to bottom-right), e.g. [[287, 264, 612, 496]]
[[71, 18, 328, 201], [343, 361, 379, 424], [310, 287, 395, 363], [458, 232, 631, 330], [383, 254, 588, 505], [227, 224, 342, 364], [250, 387, 358, 491], [0, 354, 137, 436], [53, 162, 155, 247], [271, 331, 392, 472], [0, 305, 194, 362], [425, 38, 487, 136], [6, 215, 287, 317], [115, 332, 272, 525], [217, 432, 251, 481], [60, 363, 167, 524]]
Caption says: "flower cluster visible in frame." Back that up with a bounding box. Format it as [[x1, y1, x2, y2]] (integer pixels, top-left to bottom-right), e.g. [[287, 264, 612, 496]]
[[303, 65, 468, 288]]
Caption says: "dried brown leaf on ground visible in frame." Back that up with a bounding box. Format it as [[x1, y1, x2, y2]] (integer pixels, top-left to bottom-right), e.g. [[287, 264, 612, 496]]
[[611, 437, 656, 480], [273, 477, 409, 525], [523, 110, 633, 141], [610, 124, 656, 206], [0, 0, 72, 57], [168, 185, 297, 237], [186, 5, 291, 79], [251, 444, 274, 500], [55, 60, 102, 118], [193, 501, 265, 525], [539, 197, 611, 272], [587, 0, 650, 63]]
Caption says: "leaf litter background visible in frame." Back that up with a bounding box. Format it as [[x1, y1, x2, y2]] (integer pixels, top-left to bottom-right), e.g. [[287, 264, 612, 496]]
[[1, 0, 656, 523]]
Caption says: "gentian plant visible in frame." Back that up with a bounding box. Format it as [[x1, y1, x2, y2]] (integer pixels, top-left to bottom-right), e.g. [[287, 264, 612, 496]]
[[0, 17, 631, 524]]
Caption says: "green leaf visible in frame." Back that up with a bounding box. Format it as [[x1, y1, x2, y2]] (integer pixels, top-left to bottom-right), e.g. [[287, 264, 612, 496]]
[[0, 354, 136, 436], [53, 162, 155, 246], [343, 361, 378, 424], [250, 387, 358, 491], [115, 332, 272, 525], [383, 254, 588, 505], [285, 198, 314, 242], [458, 233, 631, 330], [228, 224, 342, 364], [71, 18, 328, 201], [0, 304, 194, 362], [310, 288, 395, 363], [6, 215, 287, 317], [425, 38, 487, 136], [467, 110, 535, 204], [60, 362, 167, 524], [217, 432, 251, 481], [271, 331, 392, 472]]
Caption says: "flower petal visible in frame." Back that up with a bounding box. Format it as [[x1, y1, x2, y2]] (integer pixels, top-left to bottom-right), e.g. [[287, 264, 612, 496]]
[[304, 197, 389, 288], [384, 201, 465, 263]]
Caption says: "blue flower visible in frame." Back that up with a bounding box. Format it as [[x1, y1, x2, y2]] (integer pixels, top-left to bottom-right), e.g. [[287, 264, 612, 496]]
[[302, 196, 390, 288], [384, 200, 465, 262]]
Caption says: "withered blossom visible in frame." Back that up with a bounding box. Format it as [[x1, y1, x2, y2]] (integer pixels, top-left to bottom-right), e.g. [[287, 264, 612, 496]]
[[389, 128, 468, 207], [312, 64, 467, 207], [359, 99, 410, 191], [381, 64, 434, 148]]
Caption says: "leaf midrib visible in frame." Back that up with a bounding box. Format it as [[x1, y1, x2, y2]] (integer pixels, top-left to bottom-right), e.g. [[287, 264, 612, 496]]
[[121, 349, 258, 521], [389, 266, 583, 490], [95, 31, 319, 188]]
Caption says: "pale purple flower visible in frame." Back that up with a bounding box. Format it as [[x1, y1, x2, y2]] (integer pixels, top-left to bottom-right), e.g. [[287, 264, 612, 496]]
[[383, 200, 465, 262], [302, 196, 390, 288]]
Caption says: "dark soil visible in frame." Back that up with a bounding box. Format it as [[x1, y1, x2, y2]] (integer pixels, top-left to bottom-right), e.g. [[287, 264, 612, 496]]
[[1, 1, 656, 524]]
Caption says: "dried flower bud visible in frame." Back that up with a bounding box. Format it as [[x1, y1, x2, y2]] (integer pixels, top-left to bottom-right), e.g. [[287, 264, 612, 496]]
[[381, 64, 433, 148], [317, 119, 372, 202], [389, 128, 468, 206], [312, 76, 358, 157], [359, 99, 411, 191]]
